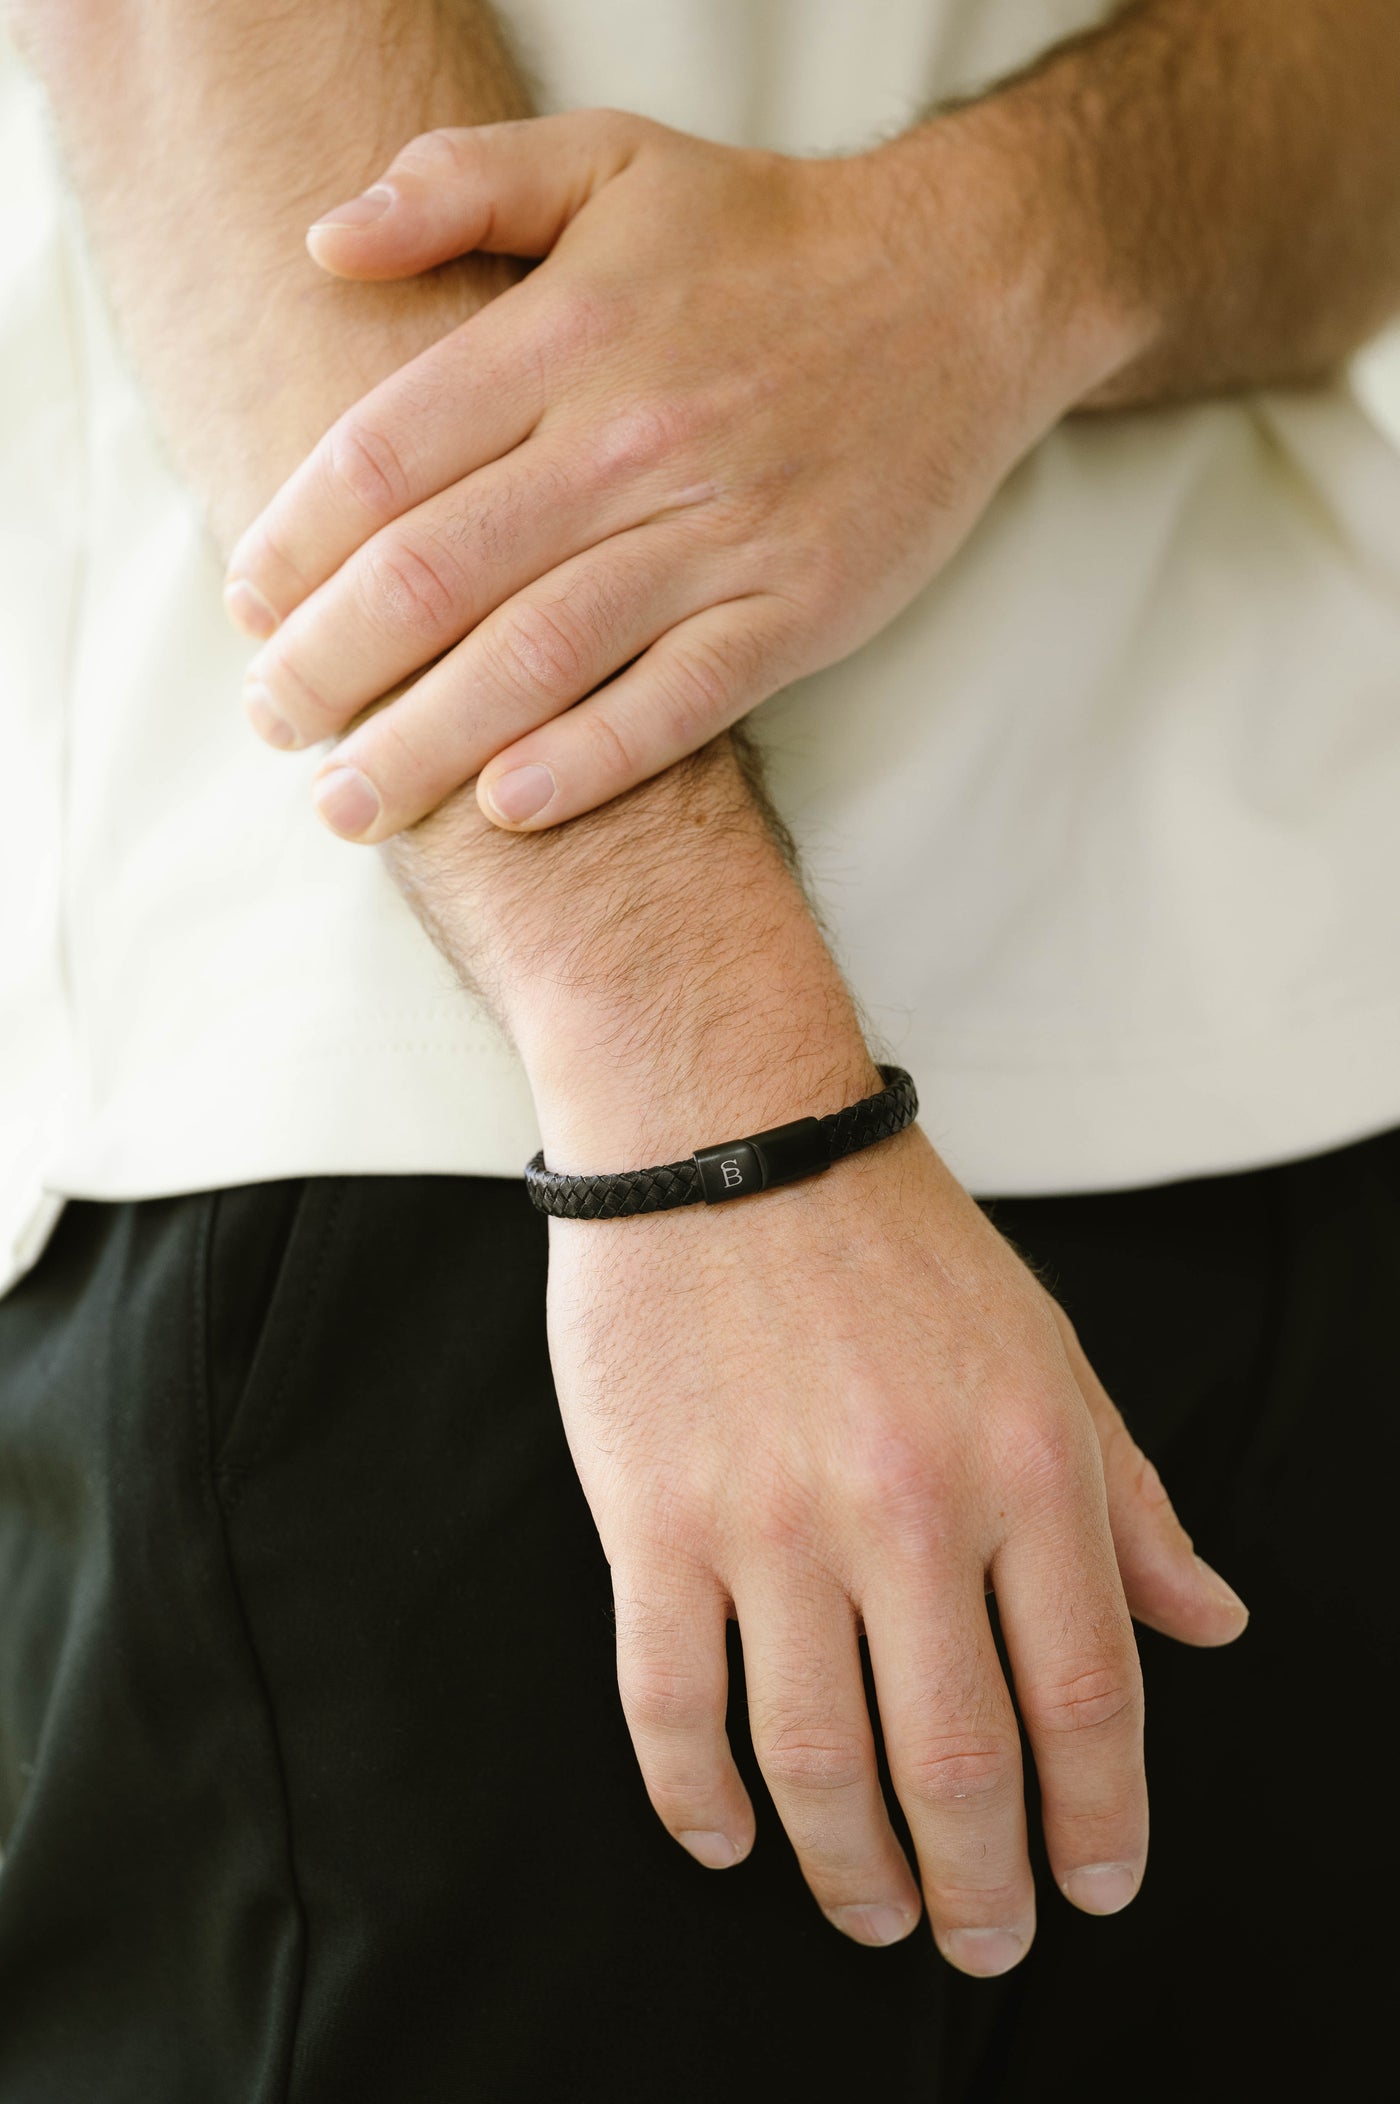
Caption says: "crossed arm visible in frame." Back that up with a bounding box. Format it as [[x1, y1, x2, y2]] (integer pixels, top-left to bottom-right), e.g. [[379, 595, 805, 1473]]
[[15, 0, 1396, 1973], [225, 0, 1400, 840]]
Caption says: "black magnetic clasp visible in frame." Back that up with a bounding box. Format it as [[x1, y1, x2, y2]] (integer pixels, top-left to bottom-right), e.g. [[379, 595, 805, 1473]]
[[693, 1116, 829, 1204], [693, 1139, 763, 1203]]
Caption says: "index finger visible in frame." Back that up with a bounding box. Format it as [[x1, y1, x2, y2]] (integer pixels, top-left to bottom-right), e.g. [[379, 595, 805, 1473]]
[[223, 284, 547, 636]]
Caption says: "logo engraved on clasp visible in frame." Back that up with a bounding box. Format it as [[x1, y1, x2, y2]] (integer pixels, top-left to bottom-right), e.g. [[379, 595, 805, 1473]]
[[720, 1159, 744, 1189]]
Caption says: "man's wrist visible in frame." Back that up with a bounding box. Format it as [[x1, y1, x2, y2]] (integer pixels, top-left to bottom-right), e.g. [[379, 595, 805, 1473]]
[[866, 87, 1156, 428], [387, 733, 879, 1168], [508, 857, 881, 1171], [917, 0, 1400, 410], [394, 741, 879, 1169], [523, 999, 882, 1175], [950, 72, 1161, 411]]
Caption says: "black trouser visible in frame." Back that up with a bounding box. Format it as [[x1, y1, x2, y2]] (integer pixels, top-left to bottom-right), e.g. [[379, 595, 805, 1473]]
[[0, 1137, 1395, 2102]]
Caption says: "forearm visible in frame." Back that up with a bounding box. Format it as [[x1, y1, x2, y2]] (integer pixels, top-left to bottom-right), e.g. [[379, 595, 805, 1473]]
[[935, 0, 1400, 403], [16, 0, 876, 1147], [11, 0, 528, 544], [392, 742, 876, 1164]]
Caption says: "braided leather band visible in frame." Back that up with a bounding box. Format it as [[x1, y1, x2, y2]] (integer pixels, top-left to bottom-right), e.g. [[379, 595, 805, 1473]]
[[524, 1064, 917, 1221]]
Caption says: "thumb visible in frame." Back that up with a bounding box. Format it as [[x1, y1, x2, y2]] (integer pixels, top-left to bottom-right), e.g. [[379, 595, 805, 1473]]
[[1050, 1304, 1251, 1649], [305, 109, 647, 279]]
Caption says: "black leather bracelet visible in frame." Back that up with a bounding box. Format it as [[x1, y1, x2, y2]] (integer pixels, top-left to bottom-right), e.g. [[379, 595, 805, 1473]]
[[524, 1064, 917, 1220]]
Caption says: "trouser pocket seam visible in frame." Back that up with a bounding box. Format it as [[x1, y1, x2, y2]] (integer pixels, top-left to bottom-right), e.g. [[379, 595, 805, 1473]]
[[203, 1182, 348, 1513]]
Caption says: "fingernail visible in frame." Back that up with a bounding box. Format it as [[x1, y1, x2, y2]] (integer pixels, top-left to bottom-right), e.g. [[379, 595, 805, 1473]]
[[676, 1830, 744, 1870], [1061, 1861, 1139, 1915], [826, 1903, 916, 1948], [310, 186, 394, 233], [312, 765, 381, 839], [940, 1927, 1027, 1977], [1194, 1555, 1249, 1618], [484, 763, 555, 825], [243, 682, 297, 751], [224, 578, 279, 639]]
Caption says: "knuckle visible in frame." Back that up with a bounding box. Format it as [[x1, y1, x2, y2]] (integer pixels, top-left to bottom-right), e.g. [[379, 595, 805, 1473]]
[[261, 651, 339, 732], [488, 599, 592, 698], [791, 538, 851, 604], [902, 1736, 1014, 1812], [998, 1409, 1085, 1505], [1124, 1437, 1172, 1515], [756, 1725, 868, 1798], [615, 1501, 713, 1579], [243, 522, 311, 604], [541, 286, 613, 370], [652, 632, 745, 747], [619, 1660, 712, 1740], [590, 398, 695, 483], [843, 1426, 953, 1559], [359, 529, 465, 641], [327, 414, 412, 521], [1025, 1661, 1141, 1738], [585, 105, 648, 150], [930, 1878, 1033, 1928], [1100, 1402, 1173, 1517], [353, 703, 439, 798], [650, 1779, 727, 1829], [732, 1470, 822, 1561], [395, 125, 476, 181], [1050, 1302, 1082, 1355]]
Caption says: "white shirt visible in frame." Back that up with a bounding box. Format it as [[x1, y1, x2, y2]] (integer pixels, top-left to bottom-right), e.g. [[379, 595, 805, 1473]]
[[4, 2, 1400, 1299]]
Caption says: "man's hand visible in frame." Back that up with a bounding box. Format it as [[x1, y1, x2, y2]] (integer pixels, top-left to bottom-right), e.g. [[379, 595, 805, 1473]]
[[546, 1117, 1247, 1966], [224, 109, 1128, 840], [225, 0, 1400, 847]]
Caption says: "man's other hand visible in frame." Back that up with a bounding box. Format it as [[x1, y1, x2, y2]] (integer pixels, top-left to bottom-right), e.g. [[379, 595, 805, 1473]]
[[223, 109, 1138, 841]]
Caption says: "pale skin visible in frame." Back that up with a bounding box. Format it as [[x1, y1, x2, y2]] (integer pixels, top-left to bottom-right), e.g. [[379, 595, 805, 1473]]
[[15, 0, 1398, 1979]]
